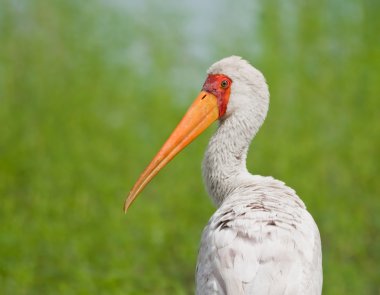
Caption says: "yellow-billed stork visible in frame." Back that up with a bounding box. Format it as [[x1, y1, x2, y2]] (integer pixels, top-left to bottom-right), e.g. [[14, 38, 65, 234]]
[[124, 56, 322, 295]]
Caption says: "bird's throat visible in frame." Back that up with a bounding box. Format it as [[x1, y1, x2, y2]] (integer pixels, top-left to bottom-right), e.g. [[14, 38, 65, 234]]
[[202, 112, 260, 207]]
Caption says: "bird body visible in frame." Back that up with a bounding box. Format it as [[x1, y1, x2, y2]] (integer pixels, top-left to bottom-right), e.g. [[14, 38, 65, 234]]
[[125, 56, 322, 295], [196, 176, 322, 294]]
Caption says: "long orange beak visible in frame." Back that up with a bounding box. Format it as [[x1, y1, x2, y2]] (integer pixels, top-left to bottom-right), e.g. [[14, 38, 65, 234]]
[[124, 91, 219, 212]]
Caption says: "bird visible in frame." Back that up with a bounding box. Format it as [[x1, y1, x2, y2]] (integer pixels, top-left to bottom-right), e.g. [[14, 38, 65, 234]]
[[124, 56, 322, 295]]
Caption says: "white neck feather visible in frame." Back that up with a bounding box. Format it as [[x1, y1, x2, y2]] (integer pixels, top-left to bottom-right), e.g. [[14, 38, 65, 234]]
[[202, 56, 270, 207], [202, 99, 267, 207]]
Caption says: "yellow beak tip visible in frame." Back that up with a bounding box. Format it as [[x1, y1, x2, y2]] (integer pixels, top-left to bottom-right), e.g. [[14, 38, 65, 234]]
[[123, 91, 219, 214]]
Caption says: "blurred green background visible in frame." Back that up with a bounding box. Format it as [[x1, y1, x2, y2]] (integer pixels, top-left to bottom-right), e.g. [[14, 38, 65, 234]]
[[1, 0, 379, 294]]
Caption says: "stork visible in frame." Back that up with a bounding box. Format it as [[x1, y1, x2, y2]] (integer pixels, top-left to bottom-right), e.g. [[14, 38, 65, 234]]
[[124, 56, 322, 294]]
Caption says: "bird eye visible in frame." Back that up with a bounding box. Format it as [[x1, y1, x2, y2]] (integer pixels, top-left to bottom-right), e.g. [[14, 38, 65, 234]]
[[220, 80, 229, 89]]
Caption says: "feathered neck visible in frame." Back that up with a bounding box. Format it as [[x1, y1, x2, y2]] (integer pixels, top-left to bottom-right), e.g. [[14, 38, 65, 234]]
[[202, 105, 266, 207]]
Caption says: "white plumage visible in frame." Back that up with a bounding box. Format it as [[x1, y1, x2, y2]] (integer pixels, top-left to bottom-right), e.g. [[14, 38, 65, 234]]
[[125, 56, 322, 295], [196, 56, 322, 294]]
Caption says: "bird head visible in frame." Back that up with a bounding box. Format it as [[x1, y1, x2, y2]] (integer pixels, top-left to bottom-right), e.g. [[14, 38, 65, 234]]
[[124, 56, 269, 212], [206, 56, 269, 120]]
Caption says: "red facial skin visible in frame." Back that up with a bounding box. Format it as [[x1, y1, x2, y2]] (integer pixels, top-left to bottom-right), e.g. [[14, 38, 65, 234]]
[[202, 74, 232, 118]]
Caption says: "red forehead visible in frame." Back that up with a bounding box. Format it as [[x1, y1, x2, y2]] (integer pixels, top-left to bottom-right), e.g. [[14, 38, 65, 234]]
[[202, 74, 232, 117]]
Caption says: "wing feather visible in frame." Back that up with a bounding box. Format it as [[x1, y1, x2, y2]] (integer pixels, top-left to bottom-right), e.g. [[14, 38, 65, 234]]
[[196, 180, 322, 295]]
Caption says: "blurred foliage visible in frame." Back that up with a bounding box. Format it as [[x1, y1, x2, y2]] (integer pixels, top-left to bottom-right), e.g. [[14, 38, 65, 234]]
[[0, 0, 379, 294]]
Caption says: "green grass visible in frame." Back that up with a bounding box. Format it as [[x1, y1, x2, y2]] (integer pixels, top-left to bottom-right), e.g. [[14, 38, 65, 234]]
[[0, 0, 379, 294]]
